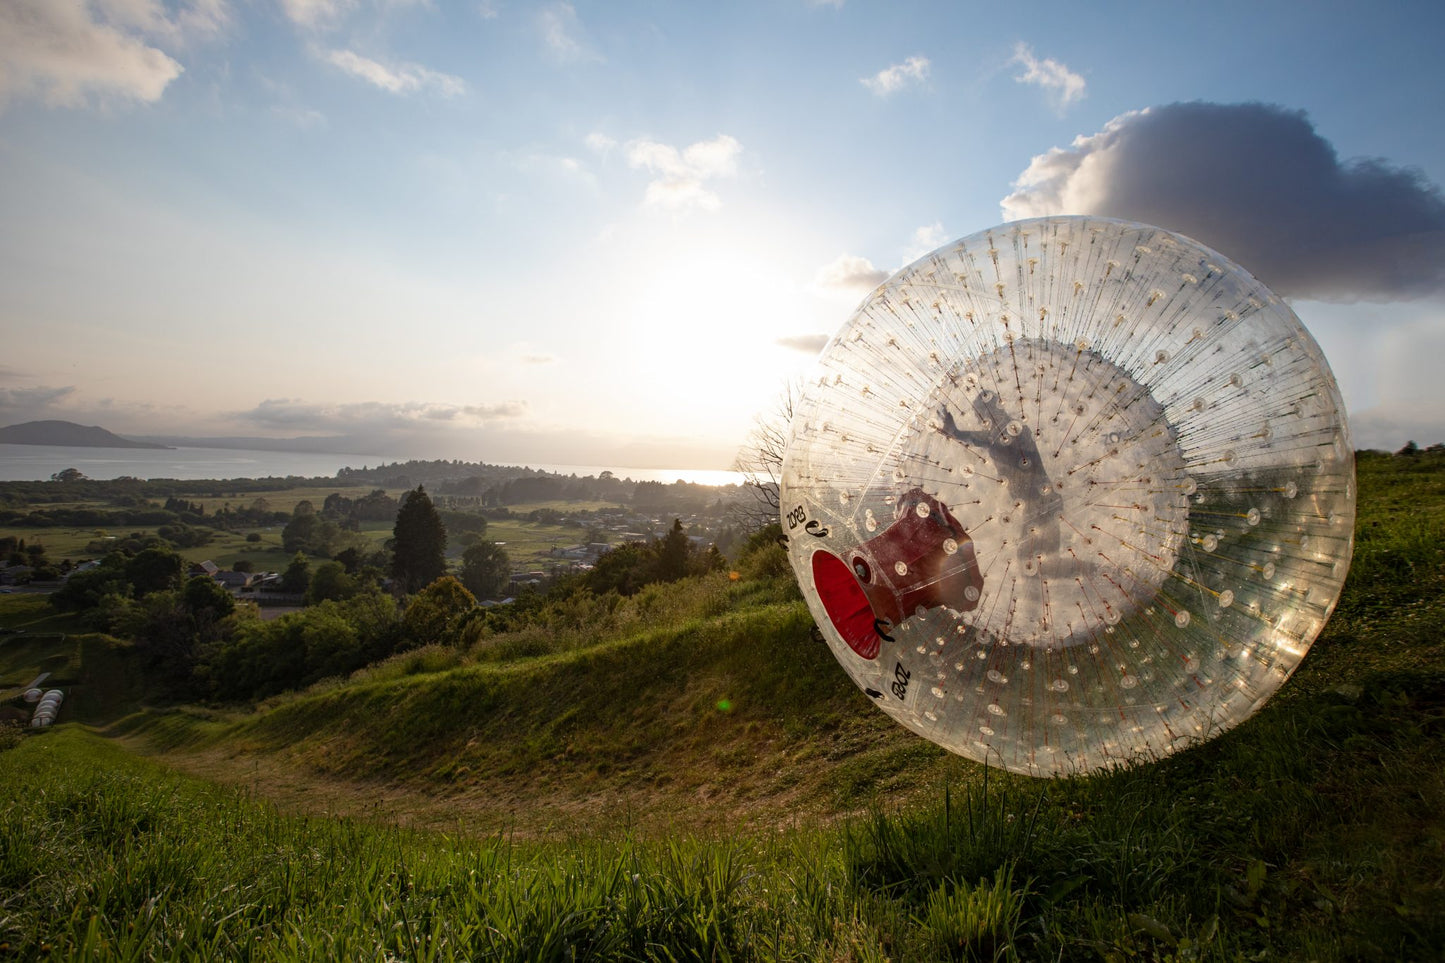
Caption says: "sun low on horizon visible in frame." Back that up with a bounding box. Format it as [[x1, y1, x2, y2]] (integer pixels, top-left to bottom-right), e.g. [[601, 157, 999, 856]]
[[1, 0, 1443, 470]]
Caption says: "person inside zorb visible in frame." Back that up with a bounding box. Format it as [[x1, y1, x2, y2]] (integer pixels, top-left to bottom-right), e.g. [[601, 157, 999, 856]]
[[781, 215, 1355, 777], [937, 391, 1065, 576]]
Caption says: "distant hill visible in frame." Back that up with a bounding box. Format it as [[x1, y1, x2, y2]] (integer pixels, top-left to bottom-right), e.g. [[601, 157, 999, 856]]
[[0, 420, 171, 450]]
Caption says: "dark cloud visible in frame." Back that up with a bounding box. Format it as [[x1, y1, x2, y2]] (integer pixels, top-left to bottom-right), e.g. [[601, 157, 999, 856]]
[[1002, 102, 1445, 301], [0, 385, 76, 407], [0, 385, 77, 423], [462, 401, 528, 418], [775, 334, 829, 354]]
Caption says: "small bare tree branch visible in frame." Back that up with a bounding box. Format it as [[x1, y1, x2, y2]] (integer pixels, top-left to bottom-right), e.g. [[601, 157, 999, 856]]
[[731, 379, 799, 531]]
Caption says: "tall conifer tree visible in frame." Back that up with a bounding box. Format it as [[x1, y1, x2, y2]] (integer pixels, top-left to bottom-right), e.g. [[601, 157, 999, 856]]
[[391, 486, 447, 593]]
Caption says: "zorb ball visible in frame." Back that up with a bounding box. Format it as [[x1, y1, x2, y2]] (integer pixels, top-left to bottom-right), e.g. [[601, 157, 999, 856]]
[[781, 216, 1355, 776]]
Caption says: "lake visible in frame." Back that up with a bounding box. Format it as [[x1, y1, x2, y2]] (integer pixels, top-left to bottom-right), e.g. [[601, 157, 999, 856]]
[[0, 444, 747, 487]]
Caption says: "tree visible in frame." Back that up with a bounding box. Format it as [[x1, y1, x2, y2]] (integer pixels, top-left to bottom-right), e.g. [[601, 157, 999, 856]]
[[391, 486, 447, 593], [50, 554, 129, 611], [122, 589, 201, 697], [283, 505, 350, 556], [333, 547, 361, 574], [460, 541, 511, 599], [282, 511, 323, 553], [307, 560, 358, 604], [732, 379, 798, 530], [694, 543, 726, 577], [322, 492, 354, 519], [280, 552, 311, 595], [657, 519, 691, 582], [401, 576, 476, 647], [183, 574, 236, 623], [125, 547, 184, 597], [51, 467, 86, 482], [586, 542, 655, 596]]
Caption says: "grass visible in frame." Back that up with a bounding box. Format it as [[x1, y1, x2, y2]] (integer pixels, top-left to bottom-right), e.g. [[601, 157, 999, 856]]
[[6, 668, 1442, 961], [2, 484, 397, 569], [504, 499, 626, 514], [0, 730, 782, 961], [0, 595, 84, 716], [1, 450, 1443, 959], [0, 521, 279, 569], [482, 517, 594, 569]]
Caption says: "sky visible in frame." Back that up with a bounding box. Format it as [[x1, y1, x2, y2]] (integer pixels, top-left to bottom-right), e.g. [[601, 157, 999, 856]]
[[1, 0, 1443, 468]]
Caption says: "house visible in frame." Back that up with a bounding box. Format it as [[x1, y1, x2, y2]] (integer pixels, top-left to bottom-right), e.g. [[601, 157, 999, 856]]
[[188, 560, 220, 578], [213, 570, 253, 590], [63, 559, 104, 580]]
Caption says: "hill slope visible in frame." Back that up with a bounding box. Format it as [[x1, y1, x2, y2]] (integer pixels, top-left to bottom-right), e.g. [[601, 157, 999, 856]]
[[5, 450, 1441, 960], [122, 579, 966, 834], [0, 419, 170, 449], [114, 450, 1445, 836]]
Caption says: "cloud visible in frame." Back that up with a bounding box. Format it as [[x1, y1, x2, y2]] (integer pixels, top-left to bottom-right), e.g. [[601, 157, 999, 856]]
[[0, 0, 185, 109], [322, 48, 465, 96], [98, 0, 230, 45], [1349, 403, 1445, 451], [477, 1, 501, 20], [538, 3, 601, 63], [1010, 42, 1084, 113], [0, 384, 203, 433], [775, 334, 830, 354], [1001, 102, 1445, 301], [460, 401, 527, 418], [280, 0, 354, 29], [626, 134, 742, 213], [503, 149, 595, 189], [585, 131, 617, 155], [902, 221, 948, 264], [814, 254, 888, 292], [861, 55, 929, 97], [509, 342, 557, 365], [271, 104, 326, 128], [0, 385, 78, 418], [240, 398, 527, 434]]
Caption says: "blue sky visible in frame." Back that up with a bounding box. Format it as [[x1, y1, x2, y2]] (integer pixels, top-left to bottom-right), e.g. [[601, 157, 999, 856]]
[[2, 0, 1443, 468]]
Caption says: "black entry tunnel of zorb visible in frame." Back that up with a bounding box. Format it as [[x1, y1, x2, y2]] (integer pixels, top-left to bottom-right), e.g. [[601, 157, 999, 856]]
[[780, 216, 1356, 777]]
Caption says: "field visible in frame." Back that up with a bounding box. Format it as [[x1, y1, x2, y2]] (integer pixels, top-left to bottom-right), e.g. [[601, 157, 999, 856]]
[[1, 484, 629, 574], [1, 449, 1443, 960]]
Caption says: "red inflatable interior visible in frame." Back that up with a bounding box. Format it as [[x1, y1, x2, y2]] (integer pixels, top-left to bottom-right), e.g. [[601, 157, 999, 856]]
[[811, 549, 881, 660]]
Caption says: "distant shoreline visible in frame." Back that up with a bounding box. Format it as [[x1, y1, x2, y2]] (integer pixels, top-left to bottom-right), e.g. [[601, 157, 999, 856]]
[[0, 444, 744, 486]]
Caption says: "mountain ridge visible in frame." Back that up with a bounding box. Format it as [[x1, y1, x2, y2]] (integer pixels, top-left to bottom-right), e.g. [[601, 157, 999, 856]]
[[0, 420, 172, 450]]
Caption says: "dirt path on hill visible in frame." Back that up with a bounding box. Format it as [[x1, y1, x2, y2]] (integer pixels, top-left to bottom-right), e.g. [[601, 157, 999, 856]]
[[119, 736, 870, 839]]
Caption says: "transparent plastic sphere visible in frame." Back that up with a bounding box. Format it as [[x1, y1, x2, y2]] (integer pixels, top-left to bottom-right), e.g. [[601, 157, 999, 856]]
[[781, 216, 1354, 776]]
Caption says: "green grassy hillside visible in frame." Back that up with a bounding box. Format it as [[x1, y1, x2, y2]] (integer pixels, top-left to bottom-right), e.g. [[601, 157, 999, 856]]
[[2, 449, 1443, 960], [118, 574, 965, 834]]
